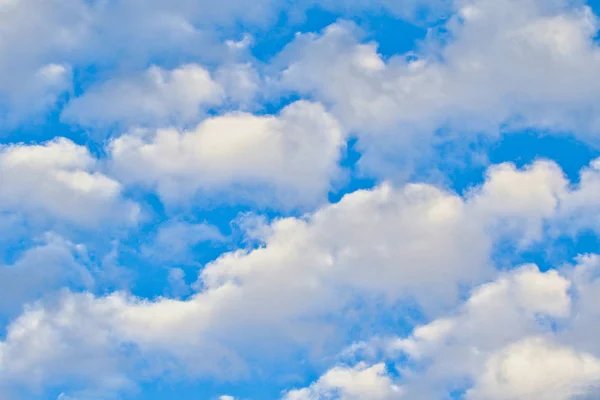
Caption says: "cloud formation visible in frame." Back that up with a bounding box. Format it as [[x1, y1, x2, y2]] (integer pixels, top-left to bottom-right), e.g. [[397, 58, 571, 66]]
[[2, 157, 600, 397], [109, 101, 345, 208], [0, 138, 139, 226], [2, 0, 600, 399], [278, 0, 600, 175]]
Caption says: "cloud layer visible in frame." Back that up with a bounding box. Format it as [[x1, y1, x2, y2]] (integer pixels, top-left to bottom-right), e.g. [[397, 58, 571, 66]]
[[2, 0, 600, 399]]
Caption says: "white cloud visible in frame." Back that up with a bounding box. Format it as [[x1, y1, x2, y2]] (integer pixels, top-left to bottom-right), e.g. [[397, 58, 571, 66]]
[[11, 63, 73, 124], [3, 157, 600, 397], [0, 233, 93, 317], [108, 100, 345, 209], [0, 0, 82, 124], [388, 265, 572, 362], [466, 157, 600, 245], [6, 1, 600, 399], [200, 182, 490, 317], [0, 179, 490, 395], [277, 0, 600, 176], [62, 64, 225, 128], [0, 0, 272, 125], [62, 62, 262, 129], [560, 254, 600, 357], [468, 337, 600, 400], [0, 138, 139, 226], [467, 160, 568, 244], [283, 363, 401, 400], [336, 257, 600, 400], [558, 159, 600, 235], [0, 0, 458, 126], [214, 63, 261, 107]]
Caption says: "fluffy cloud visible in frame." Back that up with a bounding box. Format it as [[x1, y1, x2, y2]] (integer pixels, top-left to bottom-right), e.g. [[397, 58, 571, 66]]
[[558, 159, 600, 234], [332, 258, 600, 400], [277, 0, 600, 175], [467, 157, 600, 245], [3, 156, 600, 397], [294, 259, 600, 400], [0, 178, 490, 396], [0, 0, 82, 124], [0, 0, 428, 126], [200, 182, 489, 316], [0, 233, 93, 317], [560, 254, 600, 356], [108, 101, 345, 209], [468, 337, 600, 400], [9, 63, 73, 125], [0, 0, 271, 125], [467, 160, 568, 244], [62, 63, 261, 129], [5, 1, 600, 399], [0, 138, 139, 226], [62, 64, 225, 128], [283, 363, 401, 400]]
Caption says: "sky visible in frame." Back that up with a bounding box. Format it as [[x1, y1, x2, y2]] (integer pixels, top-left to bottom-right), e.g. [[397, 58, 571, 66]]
[[2, 0, 600, 399]]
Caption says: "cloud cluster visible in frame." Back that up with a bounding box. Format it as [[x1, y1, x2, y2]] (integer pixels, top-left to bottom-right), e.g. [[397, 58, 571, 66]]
[[283, 363, 401, 400], [290, 259, 600, 399], [2, 0, 600, 399], [277, 0, 600, 175], [63, 63, 260, 129], [2, 157, 600, 398], [0, 138, 139, 226], [108, 101, 345, 208]]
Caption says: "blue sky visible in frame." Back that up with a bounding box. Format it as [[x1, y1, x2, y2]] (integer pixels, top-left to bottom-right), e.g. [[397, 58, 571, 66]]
[[2, 0, 600, 399]]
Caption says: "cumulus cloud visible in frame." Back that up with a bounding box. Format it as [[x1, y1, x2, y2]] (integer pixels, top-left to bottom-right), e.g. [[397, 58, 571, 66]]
[[0, 138, 139, 226], [467, 157, 600, 244], [277, 0, 600, 176], [6, 0, 600, 399], [62, 64, 225, 128], [108, 101, 345, 209], [0, 179, 488, 395], [3, 156, 600, 397], [62, 62, 261, 129], [283, 363, 401, 400], [0, 0, 272, 126], [9, 63, 74, 124], [0, 0, 460, 126], [0, 233, 93, 317], [0, 0, 427, 126], [0, 0, 82, 124], [468, 337, 600, 400], [302, 259, 600, 400], [467, 160, 568, 244]]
